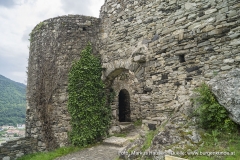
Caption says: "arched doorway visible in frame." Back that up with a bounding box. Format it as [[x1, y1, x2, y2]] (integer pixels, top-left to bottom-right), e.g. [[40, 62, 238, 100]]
[[118, 89, 131, 122]]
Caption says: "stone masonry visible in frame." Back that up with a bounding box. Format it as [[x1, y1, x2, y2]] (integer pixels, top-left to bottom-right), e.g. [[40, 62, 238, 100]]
[[100, 0, 239, 131], [1, 0, 240, 159], [26, 15, 101, 151], [0, 137, 37, 160], [99, 0, 240, 155]]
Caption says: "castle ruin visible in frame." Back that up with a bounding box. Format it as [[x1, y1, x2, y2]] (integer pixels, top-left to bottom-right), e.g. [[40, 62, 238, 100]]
[[1, 0, 240, 159], [26, 0, 240, 152]]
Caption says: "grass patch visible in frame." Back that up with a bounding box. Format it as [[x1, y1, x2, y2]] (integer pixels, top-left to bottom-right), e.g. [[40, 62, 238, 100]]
[[113, 132, 127, 137], [139, 112, 174, 152], [185, 82, 240, 159], [134, 119, 142, 127], [113, 157, 120, 160], [141, 130, 158, 152], [17, 143, 99, 160], [186, 130, 240, 160]]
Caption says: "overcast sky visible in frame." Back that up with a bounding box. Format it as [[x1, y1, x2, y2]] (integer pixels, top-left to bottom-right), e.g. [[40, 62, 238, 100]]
[[0, 0, 104, 84]]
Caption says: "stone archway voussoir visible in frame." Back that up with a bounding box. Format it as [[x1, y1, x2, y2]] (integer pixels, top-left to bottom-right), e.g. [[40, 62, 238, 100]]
[[104, 59, 132, 79]]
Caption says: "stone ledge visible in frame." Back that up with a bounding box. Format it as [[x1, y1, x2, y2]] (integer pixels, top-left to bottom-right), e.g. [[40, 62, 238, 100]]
[[103, 136, 129, 147]]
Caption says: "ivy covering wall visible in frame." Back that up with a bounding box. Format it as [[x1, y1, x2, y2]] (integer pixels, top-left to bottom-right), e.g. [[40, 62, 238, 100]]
[[67, 44, 111, 146]]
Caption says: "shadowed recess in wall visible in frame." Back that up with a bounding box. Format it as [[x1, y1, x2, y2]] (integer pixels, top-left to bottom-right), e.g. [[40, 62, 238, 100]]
[[105, 68, 128, 88], [118, 89, 131, 122]]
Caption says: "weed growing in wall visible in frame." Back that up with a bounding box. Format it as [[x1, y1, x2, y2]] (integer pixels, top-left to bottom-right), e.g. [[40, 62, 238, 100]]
[[192, 83, 238, 133], [67, 43, 111, 147], [28, 21, 44, 42]]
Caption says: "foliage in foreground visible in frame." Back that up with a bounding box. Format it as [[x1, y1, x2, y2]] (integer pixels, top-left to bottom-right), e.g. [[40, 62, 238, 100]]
[[67, 43, 111, 147], [134, 119, 142, 127], [192, 83, 238, 132], [188, 130, 240, 160], [186, 82, 240, 159]]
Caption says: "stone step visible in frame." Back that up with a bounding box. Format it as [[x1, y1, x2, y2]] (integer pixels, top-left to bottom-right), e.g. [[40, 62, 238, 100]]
[[103, 136, 129, 147], [118, 122, 132, 125], [119, 122, 134, 131], [103, 127, 141, 147]]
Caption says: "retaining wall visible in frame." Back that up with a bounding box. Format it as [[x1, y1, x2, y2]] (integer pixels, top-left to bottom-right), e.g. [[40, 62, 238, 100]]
[[0, 137, 37, 160]]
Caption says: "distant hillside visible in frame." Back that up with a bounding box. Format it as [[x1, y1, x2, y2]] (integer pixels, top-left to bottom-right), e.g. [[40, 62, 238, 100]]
[[0, 75, 26, 126]]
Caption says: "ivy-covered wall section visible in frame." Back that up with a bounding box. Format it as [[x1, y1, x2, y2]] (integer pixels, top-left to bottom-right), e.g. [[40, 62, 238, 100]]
[[68, 44, 111, 147]]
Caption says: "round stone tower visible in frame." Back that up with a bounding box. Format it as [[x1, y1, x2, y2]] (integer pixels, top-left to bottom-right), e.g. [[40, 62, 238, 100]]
[[26, 15, 101, 151]]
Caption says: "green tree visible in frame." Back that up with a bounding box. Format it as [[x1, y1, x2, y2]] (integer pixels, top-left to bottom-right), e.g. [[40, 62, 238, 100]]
[[0, 75, 26, 126], [68, 43, 111, 147]]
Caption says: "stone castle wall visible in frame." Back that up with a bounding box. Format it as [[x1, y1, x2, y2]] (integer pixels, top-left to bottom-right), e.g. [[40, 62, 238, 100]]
[[1, 0, 240, 158], [99, 0, 240, 128]]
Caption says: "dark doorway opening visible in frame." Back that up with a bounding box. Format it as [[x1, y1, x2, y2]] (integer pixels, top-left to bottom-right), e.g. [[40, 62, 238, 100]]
[[118, 89, 131, 122]]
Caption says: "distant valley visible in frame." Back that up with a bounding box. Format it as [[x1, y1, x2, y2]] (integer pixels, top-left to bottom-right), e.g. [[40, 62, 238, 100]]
[[0, 75, 26, 126]]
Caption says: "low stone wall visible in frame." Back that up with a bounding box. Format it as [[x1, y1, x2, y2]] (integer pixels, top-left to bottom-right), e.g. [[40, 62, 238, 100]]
[[0, 137, 38, 160]]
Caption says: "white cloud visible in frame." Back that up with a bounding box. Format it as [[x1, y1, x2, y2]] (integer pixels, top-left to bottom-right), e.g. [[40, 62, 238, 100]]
[[89, 0, 104, 17], [0, 0, 105, 84]]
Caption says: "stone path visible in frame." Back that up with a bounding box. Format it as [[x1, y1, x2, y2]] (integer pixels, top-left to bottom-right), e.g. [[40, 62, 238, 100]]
[[54, 127, 186, 160], [55, 126, 141, 160], [55, 145, 124, 160]]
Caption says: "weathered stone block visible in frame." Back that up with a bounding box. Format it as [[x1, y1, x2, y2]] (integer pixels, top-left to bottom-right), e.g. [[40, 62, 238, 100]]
[[2, 156, 10, 160], [186, 66, 200, 72], [143, 87, 153, 93], [223, 59, 234, 64], [133, 55, 146, 63], [198, 41, 210, 47], [185, 2, 196, 10], [109, 126, 121, 135], [205, 8, 217, 15], [229, 39, 240, 46], [235, 56, 240, 62], [221, 65, 232, 70], [152, 34, 159, 41], [148, 124, 156, 130]]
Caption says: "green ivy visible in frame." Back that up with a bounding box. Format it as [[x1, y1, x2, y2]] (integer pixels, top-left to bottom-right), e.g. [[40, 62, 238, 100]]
[[109, 89, 116, 104], [67, 43, 111, 147], [193, 83, 238, 132]]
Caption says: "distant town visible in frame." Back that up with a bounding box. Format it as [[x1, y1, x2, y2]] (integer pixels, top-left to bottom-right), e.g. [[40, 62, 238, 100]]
[[0, 124, 25, 145]]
